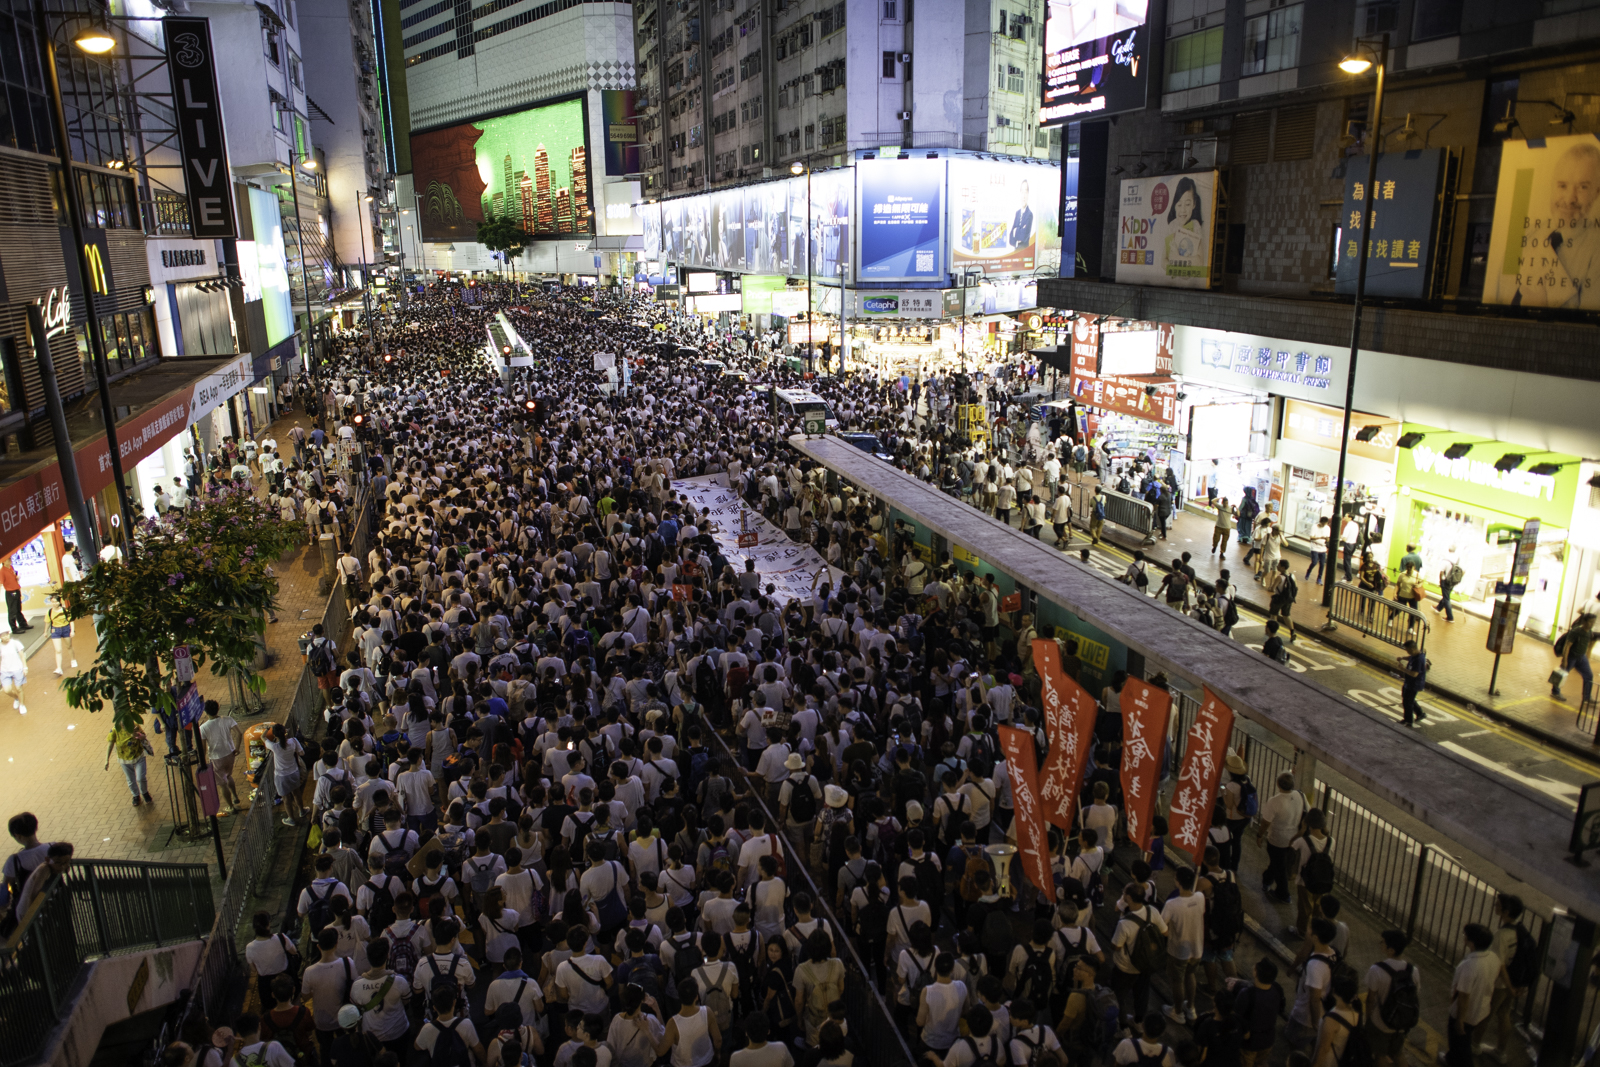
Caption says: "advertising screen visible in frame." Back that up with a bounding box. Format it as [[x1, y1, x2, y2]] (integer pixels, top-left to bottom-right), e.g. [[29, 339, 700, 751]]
[[1060, 155, 1079, 277], [645, 169, 852, 279], [247, 187, 293, 347], [411, 98, 592, 241], [1100, 328, 1158, 375], [1334, 149, 1446, 300], [603, 180, 643, 236], [1188, 404, 1252, 461], [949, 158, 1061, 276], [1115, 170, 1217, 289], [1041, 0, 1150, 125], [686, 272, 718, 293], [600, 90, 640, 176], [857, 157, 944, 282], [1484, 133, 1600, 310]]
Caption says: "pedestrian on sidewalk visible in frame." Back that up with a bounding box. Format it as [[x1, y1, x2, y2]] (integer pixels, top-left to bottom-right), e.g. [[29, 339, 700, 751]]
[[1365, 930, 1420, 1067], [1236, 488, 1260, 554], [1339, 515, 1361, 582], [1444, 924, 1500, 1067], [1268, 561, 1299, 644], [46, 595, 75, 676], [1, 559, 29, 632], [106, 724, 155, 807], [1435, 548, 1463, 622], [1306, 517, 1330, 585], [1552, 614, 1596, 704], [1255, 773, 1304, 903], [1396, 639, 1429, 728], [1211, 498, 1235, 555], [1089, 488, 1106, 546]]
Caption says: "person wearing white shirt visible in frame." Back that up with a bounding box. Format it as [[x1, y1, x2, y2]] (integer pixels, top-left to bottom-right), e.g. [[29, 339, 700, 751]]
[[555, 928, 615, 1015], [1110, 885, 1168, 1020], [1111, 1016, 1177, 1067], [232, 1020, 296, 1067], [1159, 868, 1207, 1025]]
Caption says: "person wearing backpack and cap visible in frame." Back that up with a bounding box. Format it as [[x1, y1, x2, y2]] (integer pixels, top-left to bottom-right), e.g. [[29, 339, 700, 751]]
[[1365, 930, 1421, 1067], [778, 753, 822, 857]]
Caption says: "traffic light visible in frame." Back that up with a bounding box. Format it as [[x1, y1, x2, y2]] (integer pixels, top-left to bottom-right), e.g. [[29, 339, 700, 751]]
[[382, 353, 393, 364], [503, 344, 512, 356]]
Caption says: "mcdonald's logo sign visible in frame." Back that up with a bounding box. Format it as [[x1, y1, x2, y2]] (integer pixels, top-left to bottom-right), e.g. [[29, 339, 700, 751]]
[[83, 243, 108, 295]]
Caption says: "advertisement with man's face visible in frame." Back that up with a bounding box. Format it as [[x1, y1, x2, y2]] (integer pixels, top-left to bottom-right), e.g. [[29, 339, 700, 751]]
[[949, 159, 1061, 275], [1485, 133, 1600, 310], [1115, 170, 1217, 289]]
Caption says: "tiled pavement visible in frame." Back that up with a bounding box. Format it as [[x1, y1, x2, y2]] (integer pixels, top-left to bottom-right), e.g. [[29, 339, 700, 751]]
[[0, 411, 336, 871]]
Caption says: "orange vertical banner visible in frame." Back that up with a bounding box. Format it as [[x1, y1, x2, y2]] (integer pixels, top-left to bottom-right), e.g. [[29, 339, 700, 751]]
[[1120, 677, 1172, 850], [1167, 687, 1235, 864], [998, 725, 1053, 897], [1032, 638, 1097, 829]]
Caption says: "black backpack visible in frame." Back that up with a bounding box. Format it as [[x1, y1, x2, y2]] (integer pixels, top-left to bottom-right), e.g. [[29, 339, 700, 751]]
[[1506, 923, 1540, 988], [961, 1037, 1001, 1067], [670, 933, 704, 984], [1301, 837, 1335, 895], [367, 875, 398, 933], [1328, 1011, 1375, 1067], [567, 811, 597, 864], [1207, 871, 1245, 948], [426, 955, 462, 1014], [788, 776, 819, 823], [856, 894, 890, 946], [306, 884, 337, 935], [430, 1018, 471, 1067], [694, 658, 719, 703], [1016, 944, 1054, 1003], [1377, 962, 1421, 1031]]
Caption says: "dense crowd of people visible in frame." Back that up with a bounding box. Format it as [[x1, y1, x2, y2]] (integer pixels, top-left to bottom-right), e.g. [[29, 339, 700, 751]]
[[5, 282, 1556, 1067]]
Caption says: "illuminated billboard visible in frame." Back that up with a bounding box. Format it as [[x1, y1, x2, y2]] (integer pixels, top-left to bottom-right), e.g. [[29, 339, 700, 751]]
[[646, 168, 853, 280], [1484, 133, 1600, 310], [1041, 0, 1150, 125], [857, 157, 944, 282], [1115, 170, 1218, 289], [948, 158, 1061, 275], [411, 97, 592, 241], [245, 187, 293, 347]]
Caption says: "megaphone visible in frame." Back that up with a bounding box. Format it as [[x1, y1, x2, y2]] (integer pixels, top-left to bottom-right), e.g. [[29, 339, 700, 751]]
[[986, 844, 1018, 896]]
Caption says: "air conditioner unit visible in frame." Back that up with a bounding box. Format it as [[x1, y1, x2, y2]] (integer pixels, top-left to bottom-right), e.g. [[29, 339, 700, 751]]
[[897, 110, 912, 120], [898, 52, 911, 62]]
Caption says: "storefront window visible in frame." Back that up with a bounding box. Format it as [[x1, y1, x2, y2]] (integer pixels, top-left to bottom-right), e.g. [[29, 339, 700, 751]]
[[100, 314, 120, 371]]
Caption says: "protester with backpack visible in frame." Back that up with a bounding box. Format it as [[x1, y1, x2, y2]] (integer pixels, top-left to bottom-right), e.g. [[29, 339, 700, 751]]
[[413, 985, 485, 1067], [1292, 809, 1335, 938], [231, 1013, 296, 1067], [1109, 883, 1168, 1020], [1364, 930, 1421, 1067], [347, 939, 411, 1056], [1286, 918, 1340, 1053], [1486, 895, 1538, 1065], [1110, 1012, 1177, 1067], [1311, 971, 1371, 1067]]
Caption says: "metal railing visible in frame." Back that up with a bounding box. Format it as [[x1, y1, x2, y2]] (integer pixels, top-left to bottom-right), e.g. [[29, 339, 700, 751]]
[[1067, 481, 1155, 538], [1327, 580, 1430, 650], [1166, 691, 1598, 1046], [0, 859, 214, 1067], [702, 729, 915, 1067]]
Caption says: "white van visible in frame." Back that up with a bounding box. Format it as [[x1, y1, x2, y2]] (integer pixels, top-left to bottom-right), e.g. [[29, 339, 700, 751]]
[[771, 388, 838, 428]]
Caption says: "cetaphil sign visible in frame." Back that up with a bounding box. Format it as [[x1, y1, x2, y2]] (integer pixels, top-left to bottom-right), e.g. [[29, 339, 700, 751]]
[[854, 290, 941, 318]]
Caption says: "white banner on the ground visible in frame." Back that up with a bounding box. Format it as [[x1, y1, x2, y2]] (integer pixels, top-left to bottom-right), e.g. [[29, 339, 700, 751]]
[[673, 475, 844, 603]]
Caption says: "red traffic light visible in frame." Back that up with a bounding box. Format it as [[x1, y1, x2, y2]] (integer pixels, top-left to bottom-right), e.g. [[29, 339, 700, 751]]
[[382, 353, 393, 363], [524, 399, 537, 412]]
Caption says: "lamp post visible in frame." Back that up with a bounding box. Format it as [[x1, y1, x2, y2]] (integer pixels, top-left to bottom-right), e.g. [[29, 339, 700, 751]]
[[282, 141, 320, 387], [36, 0, 138, 551], [1322, 33, 1388, 617], [412, 189, 428, 284]]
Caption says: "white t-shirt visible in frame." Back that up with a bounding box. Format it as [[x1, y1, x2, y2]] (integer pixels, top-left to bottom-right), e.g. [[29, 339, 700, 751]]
[[234, 1042, 294, 1067], [1161, 892, 1206, 961], [199, 716, 239, 759], [1113, 1038, 1175, 1067], [416, 1018, 480, 1056]]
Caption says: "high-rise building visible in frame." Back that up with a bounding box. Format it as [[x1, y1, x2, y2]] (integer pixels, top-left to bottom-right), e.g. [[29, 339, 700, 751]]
[[490, 191, 504, 220], [503, 154, 515, 207], [533, 146, 554, 234], [554, 187, 574, 232], [569, 147, 591, 226], [633, 0, 1052, 196], [520, 173, 535, 234]]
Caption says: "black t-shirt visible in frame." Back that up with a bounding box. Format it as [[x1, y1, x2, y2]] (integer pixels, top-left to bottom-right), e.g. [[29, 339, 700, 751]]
[[1192, 1011, 1241, 1067], [396, 630, 429, 661]]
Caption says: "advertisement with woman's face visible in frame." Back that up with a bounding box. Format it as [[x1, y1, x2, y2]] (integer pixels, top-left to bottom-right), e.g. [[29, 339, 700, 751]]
[[1114, 170, 1217, 289], [1485, 133, 1600, 310]]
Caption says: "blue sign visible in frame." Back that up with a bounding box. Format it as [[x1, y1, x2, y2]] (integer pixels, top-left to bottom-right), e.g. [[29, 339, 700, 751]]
[[857, 158, 944, 282], [1334, 149, 1447, 299], [1494, 581, 1527, 597], [177, 683, 204, 727], [1059, 155, 1079, 278]]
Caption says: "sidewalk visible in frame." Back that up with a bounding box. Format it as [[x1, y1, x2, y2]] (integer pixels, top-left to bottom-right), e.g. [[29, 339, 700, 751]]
[[1078, 489, 1600, 755], [0, 409, 332, 870]]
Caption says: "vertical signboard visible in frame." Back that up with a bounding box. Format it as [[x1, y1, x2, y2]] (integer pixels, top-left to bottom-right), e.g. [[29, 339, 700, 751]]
[[1115, 171, 1218, 289], [998, 725, 1053, 897], [600, 90, 641, 176], [1033, 638, 1096, 829], [1167, 688, 1234, 863], [1120, 677, 1170, 849], [164, 17, 237, 238], [856, 157, 944, 282], [1334, 149, 1448, 299]]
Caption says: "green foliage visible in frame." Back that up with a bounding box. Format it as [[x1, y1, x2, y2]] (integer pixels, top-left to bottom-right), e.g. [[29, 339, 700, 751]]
[[60, 487, 305, 732], [477, 216, 530, 262]]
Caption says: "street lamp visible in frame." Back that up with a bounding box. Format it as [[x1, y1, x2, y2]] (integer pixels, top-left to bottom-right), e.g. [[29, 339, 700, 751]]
[[37, 0, 138, 550], [1323, 32, 1388, 617]]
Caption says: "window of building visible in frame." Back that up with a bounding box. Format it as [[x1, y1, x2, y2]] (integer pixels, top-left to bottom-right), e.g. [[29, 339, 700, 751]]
[[883, 50, 897, 78], [1165, 26, 1222, 92], [1007, 64, 1024, 93], [1355, 0, 1398, 33], [1412, 0, 1461, 38], [265, 28, 281, 66], [1241, 3, 1300, 77], [289, 53, 303, 88], [883, 0, 896, 18], [805, 123, 814, 149]]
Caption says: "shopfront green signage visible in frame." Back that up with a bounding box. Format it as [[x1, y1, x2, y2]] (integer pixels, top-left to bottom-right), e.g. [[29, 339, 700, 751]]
[[1395, 424, 1580, 526]]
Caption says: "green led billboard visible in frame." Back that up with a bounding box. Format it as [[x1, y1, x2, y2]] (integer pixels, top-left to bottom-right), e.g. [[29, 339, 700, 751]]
[[411, 98, 592, 241]]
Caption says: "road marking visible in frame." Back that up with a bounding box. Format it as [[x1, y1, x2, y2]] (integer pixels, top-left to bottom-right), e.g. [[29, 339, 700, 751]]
[[1457, 729, 1493, 738], [1439, 741, 1582, 806]]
